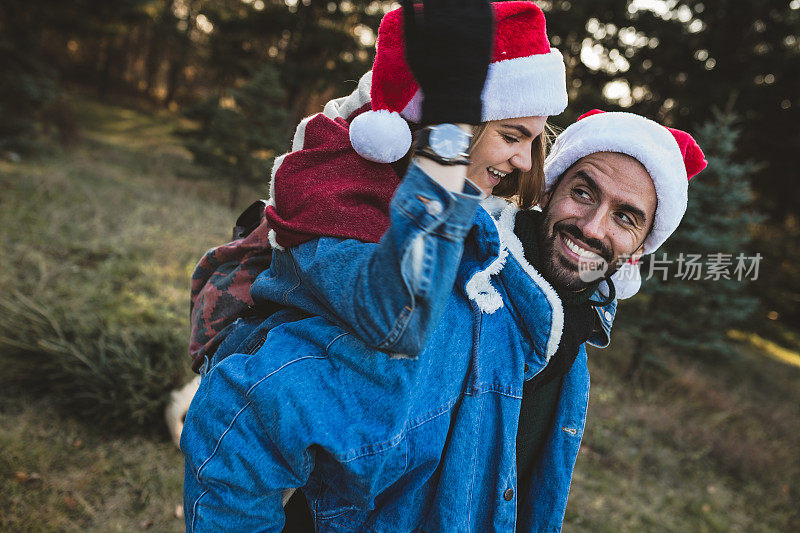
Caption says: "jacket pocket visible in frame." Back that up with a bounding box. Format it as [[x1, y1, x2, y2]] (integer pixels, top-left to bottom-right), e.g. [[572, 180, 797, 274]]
[[311, 483, 362, 521], [312, 437, 409, 525]]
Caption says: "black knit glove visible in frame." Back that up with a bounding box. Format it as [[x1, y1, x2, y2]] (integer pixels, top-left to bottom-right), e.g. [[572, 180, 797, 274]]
[[402, 0, 494, 126]]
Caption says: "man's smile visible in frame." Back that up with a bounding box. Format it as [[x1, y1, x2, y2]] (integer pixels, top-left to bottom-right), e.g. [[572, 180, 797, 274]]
[[556, 230, 609, 271], [560, 234, 602, 261]]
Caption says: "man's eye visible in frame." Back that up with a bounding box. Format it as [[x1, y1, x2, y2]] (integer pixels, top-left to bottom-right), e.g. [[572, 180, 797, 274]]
[[573, 188, 591, 200], [616, 212, 633, 225]]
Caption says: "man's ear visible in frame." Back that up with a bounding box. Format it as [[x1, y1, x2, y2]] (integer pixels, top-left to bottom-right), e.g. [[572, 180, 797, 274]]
[[629, 244, 646, 265], [539, 188, 552, 207]]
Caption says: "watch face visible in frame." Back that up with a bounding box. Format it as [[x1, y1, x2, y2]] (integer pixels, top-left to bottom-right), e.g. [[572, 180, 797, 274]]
[[429, 124, 470, 159]]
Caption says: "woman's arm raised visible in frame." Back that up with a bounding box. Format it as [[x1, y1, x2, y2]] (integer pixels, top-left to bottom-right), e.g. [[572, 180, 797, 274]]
[[284, 161, 481, 355]]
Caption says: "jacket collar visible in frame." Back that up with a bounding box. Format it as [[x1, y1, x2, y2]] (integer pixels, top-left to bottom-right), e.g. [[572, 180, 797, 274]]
[[459, 201, 620, 359], [497, 203, 564, 361], [456, 202, 564, 361], [587, 284, 617, 348]]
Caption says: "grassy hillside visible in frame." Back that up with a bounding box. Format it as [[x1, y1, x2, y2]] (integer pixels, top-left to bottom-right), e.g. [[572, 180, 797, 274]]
[[1, 95, 798, 531], [0, 95, 259, 530], [0, 95, 253, 431], [1, 390, 185, 531], [568, 333, 800, 531]]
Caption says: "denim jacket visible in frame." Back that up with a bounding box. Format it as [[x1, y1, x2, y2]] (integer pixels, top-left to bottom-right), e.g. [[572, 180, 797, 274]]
[[182, 162, 617, 532]]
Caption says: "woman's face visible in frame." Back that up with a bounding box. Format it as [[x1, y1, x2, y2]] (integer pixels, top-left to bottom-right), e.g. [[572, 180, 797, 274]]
[[466, 116, 547, 197]]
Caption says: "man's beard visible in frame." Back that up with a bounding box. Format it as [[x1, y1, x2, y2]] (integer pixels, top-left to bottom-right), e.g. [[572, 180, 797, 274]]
[[536, 210, 617, 293]]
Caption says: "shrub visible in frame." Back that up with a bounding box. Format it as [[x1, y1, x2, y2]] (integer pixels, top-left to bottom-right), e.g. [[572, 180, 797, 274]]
[[0, 292, 186, 431], [0, 99, 235, 434], [181, 64, 289, 208]]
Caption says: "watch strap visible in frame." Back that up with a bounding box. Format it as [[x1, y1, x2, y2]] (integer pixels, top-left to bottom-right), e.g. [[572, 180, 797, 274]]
[[414, 150, 471, 166]]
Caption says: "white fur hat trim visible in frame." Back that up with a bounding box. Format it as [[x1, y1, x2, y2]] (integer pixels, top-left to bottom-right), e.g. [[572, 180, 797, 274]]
[[610, 260, 642, 300], [401, 50, 568, 123], [349, 109, 412, 163]]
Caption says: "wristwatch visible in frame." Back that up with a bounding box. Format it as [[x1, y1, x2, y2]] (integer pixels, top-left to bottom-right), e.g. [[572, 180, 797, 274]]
[[415, 124, 472, 166]]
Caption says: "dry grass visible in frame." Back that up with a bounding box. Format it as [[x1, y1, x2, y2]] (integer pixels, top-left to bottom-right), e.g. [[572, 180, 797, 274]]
[[566, 327, 800, 532], [0, 94, 263, 432], [0, 388, 185, 532]]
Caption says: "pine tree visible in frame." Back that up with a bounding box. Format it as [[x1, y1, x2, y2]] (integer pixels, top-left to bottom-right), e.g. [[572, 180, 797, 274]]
[[0, 1, 59, 153], [182, 64, 289, 209], [623, 111, 761, 372]]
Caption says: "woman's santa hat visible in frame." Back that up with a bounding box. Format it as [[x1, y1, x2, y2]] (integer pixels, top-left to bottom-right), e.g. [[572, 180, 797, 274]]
[[349, 1, 568, 163], [543, 109, 707, 299]]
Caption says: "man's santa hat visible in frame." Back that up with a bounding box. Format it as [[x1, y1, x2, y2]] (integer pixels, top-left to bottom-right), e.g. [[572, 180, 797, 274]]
[[349, 1, 568, 163], [543, 109, 707, 299]]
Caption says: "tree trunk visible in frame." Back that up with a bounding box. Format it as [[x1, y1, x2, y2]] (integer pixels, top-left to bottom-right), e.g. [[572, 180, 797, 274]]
[[281, 2, 316, 131], [146, 2, 174, 98], [625, 337, 646, 381], [97, 37, 114, 99], [163, 54, 183, 106], [285, 90, 312, 140], [164, 14, 197, 106], [143, 26, 162, 96], [228, 171, 241, 211]]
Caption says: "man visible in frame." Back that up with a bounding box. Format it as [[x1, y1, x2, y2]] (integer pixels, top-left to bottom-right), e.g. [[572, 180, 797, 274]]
[[539, 108, 707, 299], [509, 110, 706, 531]]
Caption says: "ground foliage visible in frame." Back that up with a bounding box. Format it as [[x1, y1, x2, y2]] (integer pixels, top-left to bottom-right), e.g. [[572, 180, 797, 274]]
[[0, 96, 239, 433]]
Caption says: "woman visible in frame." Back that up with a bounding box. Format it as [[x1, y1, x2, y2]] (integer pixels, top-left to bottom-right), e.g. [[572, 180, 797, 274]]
[[183, 1, 579, 530]]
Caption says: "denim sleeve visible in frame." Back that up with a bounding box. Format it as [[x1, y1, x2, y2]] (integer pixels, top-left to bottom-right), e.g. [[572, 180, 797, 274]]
[[289, 161, 481, 355], [182, 358, 313, 532]]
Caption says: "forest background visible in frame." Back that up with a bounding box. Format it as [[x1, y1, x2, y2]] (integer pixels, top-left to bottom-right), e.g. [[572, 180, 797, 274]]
[[1, 0, 798, 531]]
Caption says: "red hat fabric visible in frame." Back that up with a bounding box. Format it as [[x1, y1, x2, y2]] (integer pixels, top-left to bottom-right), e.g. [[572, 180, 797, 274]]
[[350, 1, 567, 163], [265, 74, 400, 249], [665, 126, 707, 180]]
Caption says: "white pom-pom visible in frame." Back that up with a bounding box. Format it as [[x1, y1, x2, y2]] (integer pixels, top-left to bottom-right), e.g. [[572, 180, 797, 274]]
[[610, 260, 642, 300], [349, 110, 412, 163]]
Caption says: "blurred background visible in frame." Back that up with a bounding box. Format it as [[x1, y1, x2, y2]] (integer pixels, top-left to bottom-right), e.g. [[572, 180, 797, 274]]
[[1, 0, 797, 531]]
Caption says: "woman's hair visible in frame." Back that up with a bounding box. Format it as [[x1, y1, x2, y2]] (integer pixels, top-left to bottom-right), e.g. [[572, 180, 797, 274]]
[[402, 120, 558, 210], [469, 121, 557, 210]]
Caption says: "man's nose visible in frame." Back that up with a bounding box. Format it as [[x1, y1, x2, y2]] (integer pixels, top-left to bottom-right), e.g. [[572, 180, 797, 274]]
[[511, 144, 532, 172], [579, 209, 608, 242]]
